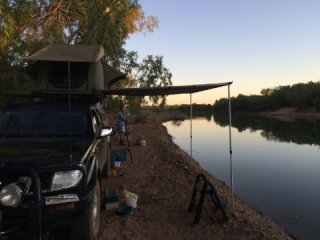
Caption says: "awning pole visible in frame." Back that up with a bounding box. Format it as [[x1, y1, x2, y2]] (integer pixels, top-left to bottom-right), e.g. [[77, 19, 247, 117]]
[[228, 84, 234, 209], [190, 93, 193, 169]]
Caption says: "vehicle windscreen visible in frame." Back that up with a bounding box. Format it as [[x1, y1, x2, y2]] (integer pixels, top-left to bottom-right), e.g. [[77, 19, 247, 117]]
[[0, 105, 89, 137]]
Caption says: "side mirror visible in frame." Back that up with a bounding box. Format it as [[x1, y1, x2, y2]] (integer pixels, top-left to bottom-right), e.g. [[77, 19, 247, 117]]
[[100, 127, 113, 138]]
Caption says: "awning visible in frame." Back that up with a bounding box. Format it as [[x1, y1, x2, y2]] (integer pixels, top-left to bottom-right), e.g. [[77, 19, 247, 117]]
[[101, 82, 232, 96], [25, 44, 105, 62]]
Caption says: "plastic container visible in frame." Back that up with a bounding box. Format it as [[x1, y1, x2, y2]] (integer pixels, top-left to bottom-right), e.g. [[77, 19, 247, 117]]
[[114, 161, 121, 167], [125, 191, 138, 208]]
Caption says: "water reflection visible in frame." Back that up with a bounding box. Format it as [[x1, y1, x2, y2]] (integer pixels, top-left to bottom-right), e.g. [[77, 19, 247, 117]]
[[213, 114, 320, 147], [169, 112, 320, 147], [178, 113, 213, 122]]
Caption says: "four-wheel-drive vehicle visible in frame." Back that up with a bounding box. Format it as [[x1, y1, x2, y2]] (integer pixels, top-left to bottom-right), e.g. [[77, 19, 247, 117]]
[[0, 97, 113, 240], [0, 44, 123, 240]]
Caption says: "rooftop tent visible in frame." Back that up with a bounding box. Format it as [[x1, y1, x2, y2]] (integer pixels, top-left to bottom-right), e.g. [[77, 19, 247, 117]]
[[25, 44, 126, 94], [26, 44, 105, 62]]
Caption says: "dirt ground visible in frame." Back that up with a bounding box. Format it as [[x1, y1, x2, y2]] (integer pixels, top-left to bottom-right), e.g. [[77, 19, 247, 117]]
[[46, 111, 295, 240], [97, 112, 295, 240]]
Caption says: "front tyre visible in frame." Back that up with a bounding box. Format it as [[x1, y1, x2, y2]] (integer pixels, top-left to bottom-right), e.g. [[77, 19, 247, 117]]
[[70, 180, 101, 240]]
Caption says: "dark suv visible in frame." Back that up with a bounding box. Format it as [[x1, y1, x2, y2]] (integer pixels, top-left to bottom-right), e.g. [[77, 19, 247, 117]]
[[0, 96, 112, 240]]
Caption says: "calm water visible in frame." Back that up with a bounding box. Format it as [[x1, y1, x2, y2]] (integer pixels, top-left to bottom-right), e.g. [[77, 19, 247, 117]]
[[163, 114, 320, 240]]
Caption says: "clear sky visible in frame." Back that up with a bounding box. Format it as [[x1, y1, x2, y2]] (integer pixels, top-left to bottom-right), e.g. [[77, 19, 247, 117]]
[[125, 0, 320, 105]]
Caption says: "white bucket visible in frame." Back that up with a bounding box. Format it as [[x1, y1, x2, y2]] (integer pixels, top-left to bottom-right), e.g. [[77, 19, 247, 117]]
[[114, 161, 121, 167], [125, 192, 138, 208]]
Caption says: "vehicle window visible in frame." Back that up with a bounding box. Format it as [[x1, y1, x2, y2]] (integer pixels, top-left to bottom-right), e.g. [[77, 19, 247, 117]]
[[0, 106, 89, 137], [48, 61, 89, 88]]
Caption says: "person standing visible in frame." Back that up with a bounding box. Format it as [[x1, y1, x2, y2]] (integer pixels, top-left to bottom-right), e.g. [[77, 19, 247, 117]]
[[117, 104, 126, 145]]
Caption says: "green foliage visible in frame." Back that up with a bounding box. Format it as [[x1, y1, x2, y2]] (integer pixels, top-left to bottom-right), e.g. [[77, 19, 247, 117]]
[[78, 0, 159, 60], [111, 52, 173, 107], [213, 81, 320, 113], [283, 82, 319, 108], [135, 55, 172, 106], [314, 97, 320, 111], [126, 96, 142, 113], [165, 104, 214, 115], [0, 0, 173, 109], [0, 0, 159, 61]]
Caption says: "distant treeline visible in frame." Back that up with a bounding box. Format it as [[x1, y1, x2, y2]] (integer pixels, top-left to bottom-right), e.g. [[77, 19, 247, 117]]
[[160, 104, 214, 114], [213, 81, 320, 112], [171, 104, 214, 114]]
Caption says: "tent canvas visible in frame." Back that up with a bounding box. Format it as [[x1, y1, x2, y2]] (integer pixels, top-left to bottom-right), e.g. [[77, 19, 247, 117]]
[[26, 44, 105, 62], [26, 44, 126, 94]]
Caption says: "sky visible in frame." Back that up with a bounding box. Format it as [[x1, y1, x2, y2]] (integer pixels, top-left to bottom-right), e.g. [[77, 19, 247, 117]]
[[125, 0, 320, 105]]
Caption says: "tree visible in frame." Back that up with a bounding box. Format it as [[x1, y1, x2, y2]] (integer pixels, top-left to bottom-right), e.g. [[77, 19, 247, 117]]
[[314, 97, 320, 111], [260, 88, 271, 96], [0, 0, 159, 60], [0, 0, 172, 107], [213, 81, 320, 113], [112, 52, 172, 107], [134, 55, 172, 106]]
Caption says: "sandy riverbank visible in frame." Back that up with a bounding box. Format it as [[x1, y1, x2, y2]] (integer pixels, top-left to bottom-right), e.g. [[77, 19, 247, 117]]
[[97, 112, 294, 240]]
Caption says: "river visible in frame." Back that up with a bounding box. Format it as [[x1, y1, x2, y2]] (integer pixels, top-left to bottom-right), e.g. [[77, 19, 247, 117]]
[[163, 114, 320, 240]]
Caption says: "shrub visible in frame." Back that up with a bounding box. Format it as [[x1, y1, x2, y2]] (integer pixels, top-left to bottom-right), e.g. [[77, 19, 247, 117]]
[[313, 97, 320, 111]]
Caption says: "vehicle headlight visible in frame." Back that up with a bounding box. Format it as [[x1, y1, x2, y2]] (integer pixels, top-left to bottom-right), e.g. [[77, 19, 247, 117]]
[[51, 170, 83, 191], [0, 183, 22, 207]]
